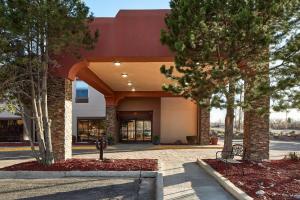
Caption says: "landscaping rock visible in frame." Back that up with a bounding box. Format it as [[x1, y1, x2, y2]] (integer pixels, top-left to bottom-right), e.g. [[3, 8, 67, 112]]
[[237, 181, 244, 186], [256, 190, 265, 196], [294, 194, 300, 200], [205, 159, 300, 200]]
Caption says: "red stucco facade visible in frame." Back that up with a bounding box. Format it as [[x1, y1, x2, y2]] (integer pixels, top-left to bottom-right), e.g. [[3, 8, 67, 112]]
[[54, 9, 173, 80]]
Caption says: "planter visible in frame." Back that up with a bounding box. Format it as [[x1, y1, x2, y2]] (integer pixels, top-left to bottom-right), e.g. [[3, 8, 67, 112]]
[[197, 159, 253, 200], [1, 159, 158, 172], [152, 136, 160, 145], [186, 136, 197, 145], [210, 137, 218, 145], [107, 136, 115, 145]]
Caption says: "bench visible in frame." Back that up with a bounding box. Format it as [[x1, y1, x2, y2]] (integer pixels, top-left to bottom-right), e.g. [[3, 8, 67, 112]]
[[216, 144, 245, 175]]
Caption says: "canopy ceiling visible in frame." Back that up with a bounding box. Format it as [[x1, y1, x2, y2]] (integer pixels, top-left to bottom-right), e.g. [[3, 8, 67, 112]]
[[89, 62, 175, 91]]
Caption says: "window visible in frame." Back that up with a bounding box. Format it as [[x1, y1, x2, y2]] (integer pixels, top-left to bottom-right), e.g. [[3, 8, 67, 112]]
[[75, 80, 89, 103], [77, 119, 105, 142], [0, 119, 23, 142]]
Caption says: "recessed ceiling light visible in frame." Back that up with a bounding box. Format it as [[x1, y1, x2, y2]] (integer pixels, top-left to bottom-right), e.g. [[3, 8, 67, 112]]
[[114, 61, 121, 66], [131, 88, 136, 92], [127, 81, 133, 86], [121, 73, 128, 78]]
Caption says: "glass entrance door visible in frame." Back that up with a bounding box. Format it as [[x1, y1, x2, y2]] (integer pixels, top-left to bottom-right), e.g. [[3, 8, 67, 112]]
[[143, 121, 152, 141], [120, 120, 152, 142], [127, 120, 135, 141], [136, 120, 144, 141]]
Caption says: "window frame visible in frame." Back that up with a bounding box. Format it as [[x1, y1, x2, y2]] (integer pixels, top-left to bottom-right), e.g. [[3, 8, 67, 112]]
[[75, 80, 89, 103]]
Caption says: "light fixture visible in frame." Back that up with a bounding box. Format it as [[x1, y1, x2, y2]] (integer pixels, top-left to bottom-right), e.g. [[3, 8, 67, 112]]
[[121, 73, 128, 78], [114, 61, 121, 66], [131, 88, 136, 92], [127, 81, 133, 86]]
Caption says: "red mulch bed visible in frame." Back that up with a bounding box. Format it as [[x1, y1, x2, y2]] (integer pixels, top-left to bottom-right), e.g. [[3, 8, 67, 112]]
[[204, 159, 300, 200], [0, 159, 158, 171]]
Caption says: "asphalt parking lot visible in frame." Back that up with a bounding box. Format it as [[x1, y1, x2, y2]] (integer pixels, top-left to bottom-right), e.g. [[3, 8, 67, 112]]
[[0, 178, 155, 200]]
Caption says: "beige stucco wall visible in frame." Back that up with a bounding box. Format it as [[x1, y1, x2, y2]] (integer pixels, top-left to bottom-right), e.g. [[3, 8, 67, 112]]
[[72, 81, 106, 137], [160, 97, 197, 144], [117, 97, 161, 137]]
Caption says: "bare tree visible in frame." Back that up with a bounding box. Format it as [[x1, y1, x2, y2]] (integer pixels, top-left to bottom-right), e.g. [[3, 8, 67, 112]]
[[0, 0, 98, 165]]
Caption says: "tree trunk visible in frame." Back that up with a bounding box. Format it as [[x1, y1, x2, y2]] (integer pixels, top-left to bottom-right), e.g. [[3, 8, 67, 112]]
[[30, 65, 47, 162], [222, 81, 235, 158], [237, 91, 243, 131], [22, 106, 40, 161], [41, 61, 54, 165]]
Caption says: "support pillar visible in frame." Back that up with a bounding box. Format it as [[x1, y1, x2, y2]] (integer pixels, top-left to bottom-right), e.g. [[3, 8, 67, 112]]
[[197, 106, 210, 145], [48, 77, 72, 161], [243, 70, 270, 161], [106, 106, 118, 143]]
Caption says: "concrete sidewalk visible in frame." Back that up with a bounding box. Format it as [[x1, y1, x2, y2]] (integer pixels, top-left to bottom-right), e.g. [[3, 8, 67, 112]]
[[162, 161, 234, 200]]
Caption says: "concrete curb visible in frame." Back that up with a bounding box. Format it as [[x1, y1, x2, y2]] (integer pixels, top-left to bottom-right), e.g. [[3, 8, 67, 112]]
[[155, 172, 164, 200], [155, 160, 164, 200], [0, 170, 157, 179], [197, 159, 253, 200]]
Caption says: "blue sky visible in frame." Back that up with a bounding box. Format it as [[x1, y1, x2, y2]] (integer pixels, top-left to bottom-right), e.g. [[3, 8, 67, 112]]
[[84, 0, 170, 17]]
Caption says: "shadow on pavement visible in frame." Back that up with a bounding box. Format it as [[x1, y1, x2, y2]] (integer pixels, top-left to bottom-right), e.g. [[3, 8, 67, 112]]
[[9, 179, 141, 200], [163, 162, 234, 200]]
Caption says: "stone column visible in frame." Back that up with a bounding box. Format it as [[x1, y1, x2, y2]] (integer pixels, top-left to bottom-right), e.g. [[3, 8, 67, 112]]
[[48, 77, 72, 161], [106, 106, 118, 143], [243, 72, 270, 161], [197, 106, 210, 145]]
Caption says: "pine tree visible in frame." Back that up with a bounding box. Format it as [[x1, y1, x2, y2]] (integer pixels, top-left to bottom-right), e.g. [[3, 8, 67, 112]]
[[0, 0, 98, 165], [161, 0, 248, 156], [161, 0, 299, 159]]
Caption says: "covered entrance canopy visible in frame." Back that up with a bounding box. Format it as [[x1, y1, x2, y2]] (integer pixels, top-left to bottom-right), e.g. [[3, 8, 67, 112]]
[[47, 9, 270, 162], [51, 10, 208, 147], [49, 10, 210, 160], [54, 10, 176, 105]]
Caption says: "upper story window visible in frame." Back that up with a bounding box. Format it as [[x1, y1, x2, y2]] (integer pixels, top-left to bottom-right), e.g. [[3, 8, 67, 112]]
[[75, 80, 89, 103]]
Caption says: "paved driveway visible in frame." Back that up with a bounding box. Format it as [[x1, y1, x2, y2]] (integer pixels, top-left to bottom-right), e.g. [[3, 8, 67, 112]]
[[0, 178, 153, 200]]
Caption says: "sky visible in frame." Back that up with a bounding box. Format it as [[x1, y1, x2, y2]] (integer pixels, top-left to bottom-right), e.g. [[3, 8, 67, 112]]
[[84, 0, 170, 17], [83, 0, 299, 123]]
